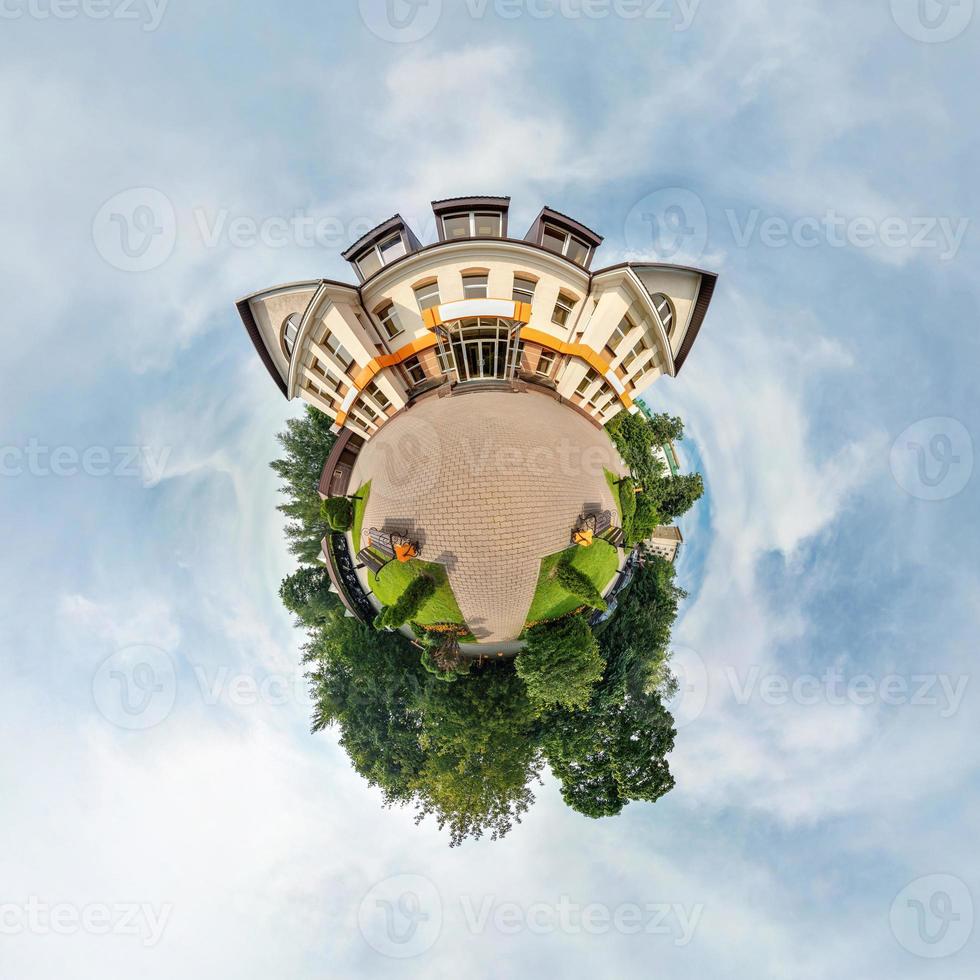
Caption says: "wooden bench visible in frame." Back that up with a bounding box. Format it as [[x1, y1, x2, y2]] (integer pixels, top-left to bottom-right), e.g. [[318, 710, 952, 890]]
[[572, 510, 613, 543], [367, 528, 419, 562], [356, 548, 387, 574]]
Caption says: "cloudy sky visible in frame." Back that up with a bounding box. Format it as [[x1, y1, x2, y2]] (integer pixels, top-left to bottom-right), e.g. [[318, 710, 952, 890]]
[[1, 0, 978, 976]]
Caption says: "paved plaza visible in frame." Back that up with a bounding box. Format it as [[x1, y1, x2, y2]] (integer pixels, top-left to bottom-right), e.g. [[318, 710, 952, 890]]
[[348, 390, 626, 643]]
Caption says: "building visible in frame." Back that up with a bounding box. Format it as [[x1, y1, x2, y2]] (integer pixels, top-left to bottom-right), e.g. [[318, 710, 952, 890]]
[[237, 196, 717, 441], [647, 526, 684, 563]]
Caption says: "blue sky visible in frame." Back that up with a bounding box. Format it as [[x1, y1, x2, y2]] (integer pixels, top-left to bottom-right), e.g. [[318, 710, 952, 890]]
[[1, 0, 978, 976]]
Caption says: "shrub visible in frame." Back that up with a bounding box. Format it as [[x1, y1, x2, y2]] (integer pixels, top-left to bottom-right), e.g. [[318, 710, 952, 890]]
[[555, 557, 607, 611], [320, 496, 353, 532], [517, 614, 605, 710], [618, 477, 637, 543], [374, 575, 436, 630]]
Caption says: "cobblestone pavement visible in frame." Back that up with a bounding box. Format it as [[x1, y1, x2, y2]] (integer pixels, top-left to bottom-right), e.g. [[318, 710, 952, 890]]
[[349, 390, 626, 644]]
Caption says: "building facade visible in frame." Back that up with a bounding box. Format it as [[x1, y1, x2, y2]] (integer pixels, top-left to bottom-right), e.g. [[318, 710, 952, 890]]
[[238, 196, 717, 441]]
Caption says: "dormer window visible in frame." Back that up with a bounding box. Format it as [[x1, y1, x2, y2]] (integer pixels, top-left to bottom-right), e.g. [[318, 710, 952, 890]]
[[541, 222, 592, 264], [432, 197, 510, 242], [342, 215, 421, 282]]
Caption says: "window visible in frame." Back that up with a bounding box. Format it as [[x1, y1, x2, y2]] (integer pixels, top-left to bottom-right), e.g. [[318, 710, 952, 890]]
[[552, 291, 576, 328], [321, 330, 354, 372], [402, 355, 427, 386], [650, 292, 674, 337], [280, 313, 302, 357], [414, 281, 441, 311], [620, 336, 651, 374], [376, 302, 401, 340], [576, 369, 600, 396], [512, 276, 536, 304], [442, 211, 503, 240], [462, 274, 489, 299], [540, 222, 592, 264], [358, 401, 378, 422], [435, 344, 454, 375], [536, 349, 557, 377], [609, 315, 634, 350], [355, 249, 382, 280], [365, 382, 392, 412], [354, 232, 407, 279]]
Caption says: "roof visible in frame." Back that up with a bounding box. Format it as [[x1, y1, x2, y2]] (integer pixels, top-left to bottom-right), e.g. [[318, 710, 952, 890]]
[[431, 195, 511, 211], [674, 271, 717, 374], [236, 298, 288, 397], [341, 214, 417, 261]]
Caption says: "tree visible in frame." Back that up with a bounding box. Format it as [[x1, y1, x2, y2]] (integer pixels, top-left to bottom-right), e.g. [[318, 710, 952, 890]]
[[280, 566, 339, 627], [270, 406, 337, 565], [555, 557, 607, 611], [543, 688, 676, 818], [518, 615, 605, 710], [598, 555, 686, 695], [412, 664, 543, 846], [375, 575, 436, 630], [321, 496, 353, 531], [649, 473, 704, 522]]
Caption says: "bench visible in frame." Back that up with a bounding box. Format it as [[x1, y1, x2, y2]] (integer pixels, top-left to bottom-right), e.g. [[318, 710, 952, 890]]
[[367, 528, 419, 563], [356, 548, 387, 574], [572, 510, 613, 544]]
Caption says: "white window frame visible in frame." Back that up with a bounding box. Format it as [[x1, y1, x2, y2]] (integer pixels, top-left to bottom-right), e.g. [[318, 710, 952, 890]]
[[650, 292, 675, 337], [552, 292, 576, 328], [535, 348, 557, 377], [540, 222, 592, 264], [512, 276, 537, 304], [462, 273, 489, 299], [403, 355, 427, 386], [414, 281, 441, 311], [441, 211, 503, 240], [376, 302, 402, 340], [355, 232, 407, 279], [281, 313, 302, 357]]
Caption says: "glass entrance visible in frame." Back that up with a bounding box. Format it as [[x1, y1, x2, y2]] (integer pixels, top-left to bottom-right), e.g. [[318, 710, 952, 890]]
[[440, 317, 521, 383]]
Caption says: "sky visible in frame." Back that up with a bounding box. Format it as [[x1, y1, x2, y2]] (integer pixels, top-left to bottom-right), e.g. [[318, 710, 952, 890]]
[[1, 0, 978, 976]]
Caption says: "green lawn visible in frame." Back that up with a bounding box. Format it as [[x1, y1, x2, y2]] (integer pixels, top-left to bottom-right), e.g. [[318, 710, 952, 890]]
[[525, 539, 620, 625], [370, 558, 468, 629], [350, 481, 370, 552]]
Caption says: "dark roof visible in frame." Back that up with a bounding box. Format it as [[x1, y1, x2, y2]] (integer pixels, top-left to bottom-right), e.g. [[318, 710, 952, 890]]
[[236, 298, 288, 398], [431, 195, 511, 212], [341, 214, 421, 261], [527, 206, 604, 247], [674, 272, 718, 374]]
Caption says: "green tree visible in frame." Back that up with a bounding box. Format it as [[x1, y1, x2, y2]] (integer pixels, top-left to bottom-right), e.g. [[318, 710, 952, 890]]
[[649, 473, 704, 522], [518, 615, 605, 710], [413, 664, 543, 846], [543, 688, 676, 818], [270, 406, 337, 565], [555, 556, 607, 611], [279, 566, 339, 626], [321, 496, 353, 531]]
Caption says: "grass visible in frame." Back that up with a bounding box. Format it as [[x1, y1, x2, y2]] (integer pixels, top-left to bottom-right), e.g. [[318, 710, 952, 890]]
[[525, 539, 620, 625], [370, 558, 469, 629], [350, 481, 370, 552]]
